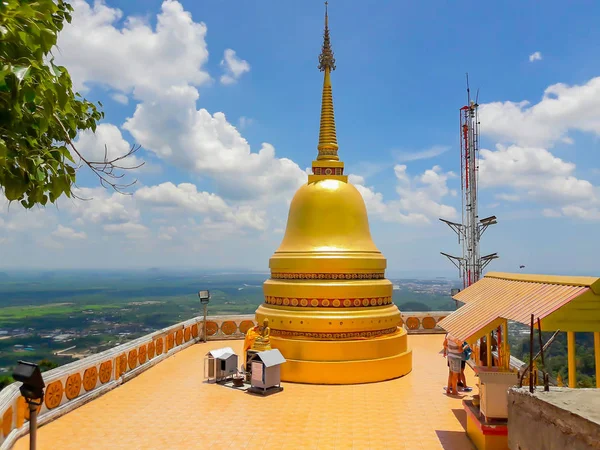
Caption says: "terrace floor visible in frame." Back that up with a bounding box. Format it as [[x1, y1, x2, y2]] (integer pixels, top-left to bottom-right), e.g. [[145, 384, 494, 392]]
[[15, 334, 476, 450]]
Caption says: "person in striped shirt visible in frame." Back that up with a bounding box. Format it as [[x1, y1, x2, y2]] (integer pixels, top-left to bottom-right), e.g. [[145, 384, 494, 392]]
[[443, 333, 463, 395]]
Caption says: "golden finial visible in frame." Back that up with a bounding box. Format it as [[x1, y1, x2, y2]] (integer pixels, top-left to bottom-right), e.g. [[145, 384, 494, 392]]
[[316, 1, 339, 161], [318, 1, 336, 72]]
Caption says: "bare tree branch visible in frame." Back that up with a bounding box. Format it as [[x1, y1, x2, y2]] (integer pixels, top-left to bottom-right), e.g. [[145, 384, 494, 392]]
[[53, 113, 144, 196]]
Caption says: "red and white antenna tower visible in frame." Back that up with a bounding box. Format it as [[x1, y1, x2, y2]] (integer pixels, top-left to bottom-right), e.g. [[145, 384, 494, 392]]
[[440, 74, 498, 289]]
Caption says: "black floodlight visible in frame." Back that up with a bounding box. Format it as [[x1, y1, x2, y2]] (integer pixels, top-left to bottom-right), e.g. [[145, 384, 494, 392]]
[[479, 215, 497, 225], [450, 288, 460, 297], [13, 361, 45, 400], [198, 290, 210, 305]]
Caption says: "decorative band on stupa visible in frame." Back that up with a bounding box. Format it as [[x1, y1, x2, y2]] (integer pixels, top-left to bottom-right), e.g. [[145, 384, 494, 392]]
[[271, 272, 386, 280], [264, 296, 394, 308]]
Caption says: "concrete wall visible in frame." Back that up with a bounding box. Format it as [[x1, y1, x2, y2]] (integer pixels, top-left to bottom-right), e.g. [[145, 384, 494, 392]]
[[508, 387, 600, 450]]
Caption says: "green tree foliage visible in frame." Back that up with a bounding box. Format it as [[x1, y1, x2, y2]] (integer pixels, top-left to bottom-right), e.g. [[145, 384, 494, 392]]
[[0, 375, 14, 391], [0, 359, 57, 392], [398, 301, 431, 312], [0, 0, 140, 208], [38, 358, 58, 372], [512, 331, 597, 387]]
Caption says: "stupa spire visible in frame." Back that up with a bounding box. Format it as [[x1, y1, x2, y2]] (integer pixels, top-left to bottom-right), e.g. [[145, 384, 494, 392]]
[[317, 1, 339, 161], [256, 1, 412, 385]]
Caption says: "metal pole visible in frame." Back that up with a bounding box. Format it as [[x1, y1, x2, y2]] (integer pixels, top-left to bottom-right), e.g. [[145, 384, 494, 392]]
[[529, 314, 534, 393], [203, 304, 208, 343], [29, 402, 37, 450], [537, 318, 549, 391]]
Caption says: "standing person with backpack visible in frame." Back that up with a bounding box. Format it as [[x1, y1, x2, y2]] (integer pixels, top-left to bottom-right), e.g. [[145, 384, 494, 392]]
[[459, 341, 472, 392]]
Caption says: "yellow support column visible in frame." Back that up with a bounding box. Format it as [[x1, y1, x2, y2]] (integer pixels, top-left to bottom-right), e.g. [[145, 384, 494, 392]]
[[503, 320, 510, 370], [567, 331, 576, 388], [594, 332, 600, 388]]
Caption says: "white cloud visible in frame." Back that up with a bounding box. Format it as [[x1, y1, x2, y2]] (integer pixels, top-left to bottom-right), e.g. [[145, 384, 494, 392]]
[[353, 183, 392, 216], [352, 165, 458, 225], [238, 116, 253, 129], [73, 123, 143, 168], [57, 1, 305, 204], [0, 199, 56, 232], [1, 178, 275, 262], [50, 0, 308, 244], [123, 97, 306, 201], [543, 205, 600, 221], [3, 1, 598, 272], [480, 144, 596, 205], [52, 225, 87, 240], [220, 49, 250, 85], [394, 165, 458, 220], [529, 51, 542, 62], [348, 174, 365, 185], [542, 208, 562, 218], [111, 93, 129, 104], [479, 144, 600, 221], [39, 237, 64, 250], [135, 182, 267, 230], [61, 187, 140, 225], [393, 145, 450, 163], [347, 161, 391, 179], [417, 165, 457, 198], [57, 0, 210, 97], [103, 222, 149, 238], [495, 193, 520, 202], [476, 76, 600, 221], [157, 225, 177, 241], [479, 77, 600, 147], [0, 0, 464, 270], [560, 205, 600, 221]]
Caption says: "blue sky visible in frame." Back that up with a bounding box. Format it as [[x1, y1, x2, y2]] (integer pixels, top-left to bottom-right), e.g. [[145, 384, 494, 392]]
[[2, 0, 600, 277]]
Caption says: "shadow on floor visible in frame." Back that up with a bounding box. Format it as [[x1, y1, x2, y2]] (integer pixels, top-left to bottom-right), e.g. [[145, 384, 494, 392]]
[[435, 430, 475, 450], [452, 408, 468, 430]]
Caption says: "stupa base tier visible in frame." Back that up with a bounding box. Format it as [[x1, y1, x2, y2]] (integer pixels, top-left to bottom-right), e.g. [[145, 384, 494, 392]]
[[270, 328, 412, 384], [271, 326, 408, 361], [280, 349, 412, 384], [255, 303, 402, 334]]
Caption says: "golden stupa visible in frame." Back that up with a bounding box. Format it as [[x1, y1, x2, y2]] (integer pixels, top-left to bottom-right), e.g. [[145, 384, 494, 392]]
[[255, 4, 412, 384]]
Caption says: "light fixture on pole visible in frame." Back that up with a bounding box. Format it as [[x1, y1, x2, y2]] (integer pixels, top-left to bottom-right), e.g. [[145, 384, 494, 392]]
[[198, 290, 210, 343], [13, 361, 45, 450]]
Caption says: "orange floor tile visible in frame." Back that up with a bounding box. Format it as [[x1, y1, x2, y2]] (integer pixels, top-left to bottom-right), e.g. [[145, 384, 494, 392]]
[[14, 334, 476, 450]]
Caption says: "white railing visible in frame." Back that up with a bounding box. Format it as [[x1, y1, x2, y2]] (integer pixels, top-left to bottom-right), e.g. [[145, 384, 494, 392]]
[[0, 316, 207, 449], [399, 311, 449, 334]]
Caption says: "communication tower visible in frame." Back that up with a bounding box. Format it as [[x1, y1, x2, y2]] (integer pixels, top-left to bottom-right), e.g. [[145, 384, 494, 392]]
[[440, 75, 498, 289]]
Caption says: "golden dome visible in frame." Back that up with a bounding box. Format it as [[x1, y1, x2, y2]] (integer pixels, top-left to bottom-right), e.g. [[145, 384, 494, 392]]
[[275, 179, 380, 254]]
